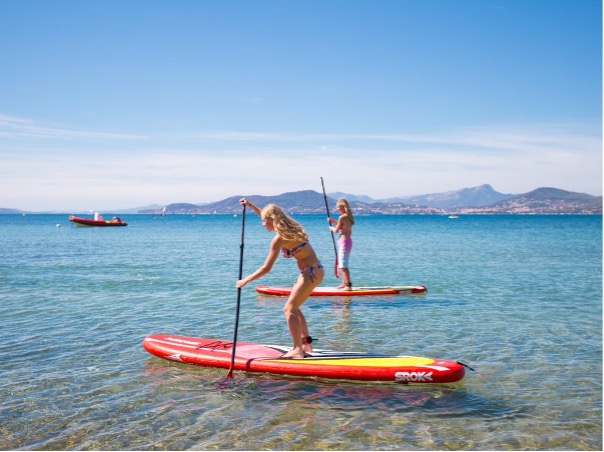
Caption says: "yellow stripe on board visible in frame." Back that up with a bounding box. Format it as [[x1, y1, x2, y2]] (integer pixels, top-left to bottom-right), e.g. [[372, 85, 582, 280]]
[[266, 356, 435, 367]]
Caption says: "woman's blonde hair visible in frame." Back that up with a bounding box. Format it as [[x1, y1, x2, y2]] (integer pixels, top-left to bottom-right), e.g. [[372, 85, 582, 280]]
[[262, 204, 309, 242], [337, 199, 355, 225]]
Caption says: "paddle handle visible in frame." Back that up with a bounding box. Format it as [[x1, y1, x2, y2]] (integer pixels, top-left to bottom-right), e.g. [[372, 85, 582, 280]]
[[320, 177, 339, 278]]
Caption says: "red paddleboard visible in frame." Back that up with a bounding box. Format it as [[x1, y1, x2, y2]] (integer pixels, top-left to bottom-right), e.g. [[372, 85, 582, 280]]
[[143, 334, 464, 384], [256, 285, 427, 296]]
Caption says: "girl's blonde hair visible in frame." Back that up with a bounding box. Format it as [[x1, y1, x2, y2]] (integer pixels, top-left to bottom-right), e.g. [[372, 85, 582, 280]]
[[262, 204, 309, 242], [337, 199, 355, 225]]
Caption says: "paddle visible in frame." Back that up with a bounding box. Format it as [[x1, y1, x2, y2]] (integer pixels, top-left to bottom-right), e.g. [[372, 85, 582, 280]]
[[226, 203, 246, 379], [320, 177, 339, 278]]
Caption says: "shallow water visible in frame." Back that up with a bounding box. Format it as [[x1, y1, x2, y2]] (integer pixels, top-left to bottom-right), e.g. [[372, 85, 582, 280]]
[[0, 214, 601, 450]]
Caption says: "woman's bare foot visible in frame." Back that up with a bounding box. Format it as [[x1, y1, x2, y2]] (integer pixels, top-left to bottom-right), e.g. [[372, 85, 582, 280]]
[[342, 284, 353, 291], [302, 343, 313, 354], [336, 285, 346, 290], [281, 349, 306, 359]]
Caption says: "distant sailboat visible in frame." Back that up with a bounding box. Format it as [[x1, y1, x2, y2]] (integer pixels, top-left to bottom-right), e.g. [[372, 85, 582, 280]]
[[154, 206, 166, 219]]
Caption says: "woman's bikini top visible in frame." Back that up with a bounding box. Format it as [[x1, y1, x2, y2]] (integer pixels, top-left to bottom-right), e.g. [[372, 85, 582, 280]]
[[281, 242, 308, 259]]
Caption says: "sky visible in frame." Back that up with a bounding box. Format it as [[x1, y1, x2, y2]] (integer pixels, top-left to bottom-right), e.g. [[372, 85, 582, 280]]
[[0, 0, 601, 212]]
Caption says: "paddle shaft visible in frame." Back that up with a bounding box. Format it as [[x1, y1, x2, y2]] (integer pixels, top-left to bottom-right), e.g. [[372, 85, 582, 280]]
[[227, 204, 246, 378], [320, 177, 339, 278]]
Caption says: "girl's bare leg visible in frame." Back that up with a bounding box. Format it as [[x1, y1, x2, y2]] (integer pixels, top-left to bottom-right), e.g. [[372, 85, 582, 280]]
[[282, 269, 324, 358], [341, 268, 352, 290], [297, 310, 313, 354]]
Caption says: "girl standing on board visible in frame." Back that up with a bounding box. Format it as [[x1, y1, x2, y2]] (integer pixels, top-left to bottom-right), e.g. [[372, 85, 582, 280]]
[[329, 199, 355, 290], [236, 199, 324, 359]]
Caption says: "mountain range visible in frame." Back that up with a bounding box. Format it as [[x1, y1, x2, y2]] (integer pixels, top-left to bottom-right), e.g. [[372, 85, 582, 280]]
[[329, 184, 516, 209], [139, 184, 601, 215], [1, 184, 601, 215]]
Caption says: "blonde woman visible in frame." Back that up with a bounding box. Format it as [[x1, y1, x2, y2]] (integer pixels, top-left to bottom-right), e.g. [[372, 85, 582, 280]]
[[329, 199, 355, 290], [236, 199, 324, 359]]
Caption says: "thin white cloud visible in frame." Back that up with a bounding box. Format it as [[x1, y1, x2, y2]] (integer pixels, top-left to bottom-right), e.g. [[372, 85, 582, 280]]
[[0, 114, 600, 211], [0, 114, 145, 141]]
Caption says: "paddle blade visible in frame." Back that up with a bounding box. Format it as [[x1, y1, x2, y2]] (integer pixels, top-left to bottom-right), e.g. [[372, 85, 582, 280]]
[[334, 260, 339, 278]]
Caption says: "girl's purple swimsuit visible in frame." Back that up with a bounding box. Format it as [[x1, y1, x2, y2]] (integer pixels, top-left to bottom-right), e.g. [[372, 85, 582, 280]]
[[338, 237, 353, 268]]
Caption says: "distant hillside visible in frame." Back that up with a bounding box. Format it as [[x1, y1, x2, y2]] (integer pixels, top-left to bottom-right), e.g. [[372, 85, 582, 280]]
[[201, 191, 336, 214], [4, 185, 601, 215], [389, 184, 515, 208], [329, 184, 515, 208], [136, 186, 602, 215], [518, 187, 597, 202], [0, 208, 25, 214], [328, 192, 377, 204], [461, 188, 602, 214], [138, 191, 338, 215], [113, 204, 164, 214], [163, 203, 204, 214]]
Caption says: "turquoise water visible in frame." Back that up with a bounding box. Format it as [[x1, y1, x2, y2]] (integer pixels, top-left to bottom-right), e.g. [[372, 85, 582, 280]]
[[0, 214, 601, 450]]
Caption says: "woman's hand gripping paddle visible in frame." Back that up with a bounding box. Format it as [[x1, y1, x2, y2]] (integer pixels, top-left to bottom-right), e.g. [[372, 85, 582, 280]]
[[226, 203, 246, 379], [320, 177, 339, 278]]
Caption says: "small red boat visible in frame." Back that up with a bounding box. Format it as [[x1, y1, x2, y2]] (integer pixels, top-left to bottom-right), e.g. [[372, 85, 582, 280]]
[[69, 215, 128, 227]]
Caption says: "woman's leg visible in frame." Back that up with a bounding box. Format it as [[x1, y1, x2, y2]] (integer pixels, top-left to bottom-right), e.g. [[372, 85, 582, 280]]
[[338, 238, 353, 290], [282, 268, 324, 358], [298, 310, 313, 354], [337, 239, 346, 289], [343, 238, 353, 289], [341, 267, 352, 290]]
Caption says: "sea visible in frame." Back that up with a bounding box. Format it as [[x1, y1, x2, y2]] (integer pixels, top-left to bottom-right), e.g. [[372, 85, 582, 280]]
[[0, 213, 601, 451]]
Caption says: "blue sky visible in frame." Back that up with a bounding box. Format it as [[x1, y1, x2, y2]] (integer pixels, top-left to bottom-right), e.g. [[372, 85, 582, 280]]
[[0, 0, 601, 211]]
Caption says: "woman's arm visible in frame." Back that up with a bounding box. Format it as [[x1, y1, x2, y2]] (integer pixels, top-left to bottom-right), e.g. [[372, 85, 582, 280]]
[[330, 215, 346, 234], [236, 235, 281, 288], [240, 198, 262, 217]]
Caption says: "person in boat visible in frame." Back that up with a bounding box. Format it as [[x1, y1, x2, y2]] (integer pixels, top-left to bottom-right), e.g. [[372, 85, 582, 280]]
[[328, 198, 355, 290], [236, 198, 324, 359], [110, 217, 122, 223]]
